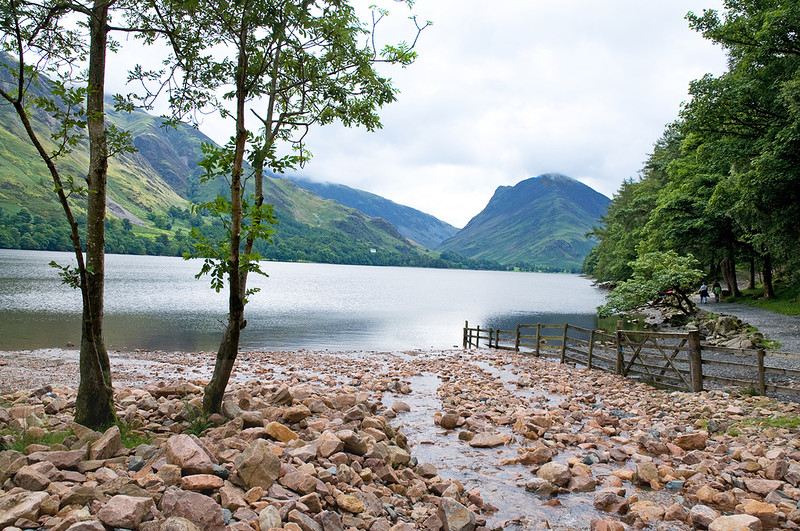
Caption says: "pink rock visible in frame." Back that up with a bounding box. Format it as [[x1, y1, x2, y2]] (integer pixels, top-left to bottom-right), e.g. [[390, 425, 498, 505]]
[[0, 491, 49, 528], [673, 432, 708, 451], [592, 517, 625, 531], [232, 439, 281, 490], [165, 434, 215, 475], [708, 514, 763, 531], [180, 474, 224, 491], [27, 450, 87, 470], [279, 469, 318, 495], [689, 504, 721, 529], [744, 478, 784, 496], [97, 495, 154, 529], [89, 425, 122, 461], [161, 488, 225, 531], [468, 432, 505, 448], [13, 465, 51, 491]]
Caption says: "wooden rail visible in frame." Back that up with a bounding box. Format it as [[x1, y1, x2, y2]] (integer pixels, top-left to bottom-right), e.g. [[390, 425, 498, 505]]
[[463, 321, 800, 398]]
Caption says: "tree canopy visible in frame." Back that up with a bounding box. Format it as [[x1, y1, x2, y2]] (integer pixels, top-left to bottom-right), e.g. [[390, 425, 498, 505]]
[[586, 0, 800, 304]]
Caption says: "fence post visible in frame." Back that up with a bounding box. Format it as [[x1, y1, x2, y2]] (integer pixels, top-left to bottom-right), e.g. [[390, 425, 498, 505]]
[[560, 324, 568, 364], [515, 324, 520, 352], [476, 326, 481, 349], [615, 321, 623, 375], [463, 321, 468, 349], [587, 329, 595, 370], [535, 324, 541, 357], [757, 348, 766, 396], [688, 330, 703, 392], [489, 328, 494, 349]]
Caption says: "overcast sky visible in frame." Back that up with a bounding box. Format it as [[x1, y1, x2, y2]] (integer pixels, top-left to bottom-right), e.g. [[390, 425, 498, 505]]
[[113, 1, 729, 228]]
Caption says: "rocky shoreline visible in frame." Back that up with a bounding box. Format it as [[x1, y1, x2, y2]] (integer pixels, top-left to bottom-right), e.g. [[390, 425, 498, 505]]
[[1, 347, 800, 530]]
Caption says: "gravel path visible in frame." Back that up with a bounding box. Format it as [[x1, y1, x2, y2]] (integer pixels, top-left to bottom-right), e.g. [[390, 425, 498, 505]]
[[697, 299, 800, 354]]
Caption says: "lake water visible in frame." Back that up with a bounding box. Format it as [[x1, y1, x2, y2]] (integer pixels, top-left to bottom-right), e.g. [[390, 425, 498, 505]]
[[0, 249, 606, 352]]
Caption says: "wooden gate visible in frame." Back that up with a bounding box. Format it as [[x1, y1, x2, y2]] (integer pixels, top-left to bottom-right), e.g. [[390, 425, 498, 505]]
[[615, 329, 702, 392]]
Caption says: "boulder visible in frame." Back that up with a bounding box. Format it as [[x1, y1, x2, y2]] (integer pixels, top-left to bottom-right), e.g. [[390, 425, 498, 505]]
[[708, 514, 763, 531], [232, 439, 281, 490], [440, 412, 460, 430], [160, 516, 202, 531], [89, 425, 122, 461], [27, 449, 86, 470], [468, 432, 506, 448], [335, 493, 365, 514], [674, 432, 708, 451], [0, 491, 49, 528], [13, 464, 51, 491], [161, 488, 225, 531], [537, 462, 572, 487], [689, 504, 720, 529], [258, 505, 281, 530], [97, 495, 154, 529], [180, 474, 224, 491], [265, 421, 299, 442], [437, 497, 476, 531], [165, 434, 215, 475], [282, 405, 312, 423]]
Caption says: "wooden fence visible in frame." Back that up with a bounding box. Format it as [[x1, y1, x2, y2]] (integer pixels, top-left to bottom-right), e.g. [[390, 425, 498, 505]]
[[463, 321, 800, 398]]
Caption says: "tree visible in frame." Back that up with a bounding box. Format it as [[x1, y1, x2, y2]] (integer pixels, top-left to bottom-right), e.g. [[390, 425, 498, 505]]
[[585, 128, 678, 282], [685, 0, 800, 297], [133, 0, 428, 413], [599, 251, 704, 317], [1, 0, 134, 427]]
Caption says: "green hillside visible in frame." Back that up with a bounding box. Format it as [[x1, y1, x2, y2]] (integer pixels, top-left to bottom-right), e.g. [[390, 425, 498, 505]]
[[0, 59, 480, 268], [438, 173, 610, 272], [285, 176, 459, 248]]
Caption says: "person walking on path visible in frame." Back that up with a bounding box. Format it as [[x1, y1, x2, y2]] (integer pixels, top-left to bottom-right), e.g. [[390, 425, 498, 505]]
[[699, 282, 709, 304], [712, 281, 722, 303]]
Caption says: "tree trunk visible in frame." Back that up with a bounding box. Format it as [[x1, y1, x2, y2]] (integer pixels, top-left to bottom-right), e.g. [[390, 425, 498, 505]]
[[203, 22, 250, 414], [75, 0, 115, 428], [202, 317, 242, 413], [761, 248, 776, 300], [748, 256, 756, 290], [721, 251, 741, 297]]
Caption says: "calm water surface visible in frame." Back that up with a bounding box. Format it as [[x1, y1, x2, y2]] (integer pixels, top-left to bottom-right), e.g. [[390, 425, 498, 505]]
[[0, 249, 606, 351]]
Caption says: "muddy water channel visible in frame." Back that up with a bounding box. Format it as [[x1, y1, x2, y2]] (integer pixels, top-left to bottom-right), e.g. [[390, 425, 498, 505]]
[[382, 351, 637, 530]]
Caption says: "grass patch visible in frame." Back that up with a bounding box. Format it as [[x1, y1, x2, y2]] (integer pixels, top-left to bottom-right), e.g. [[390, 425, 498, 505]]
[[0, 428, 72, 453], [116, 421, 152, 449], [725, 283, 800, 317], [185, 403, 212, 436], [727, 414, 800, 434], [724, 412, 800, 436]]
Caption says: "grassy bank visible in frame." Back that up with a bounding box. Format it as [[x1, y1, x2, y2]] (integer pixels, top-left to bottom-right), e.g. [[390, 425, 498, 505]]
[[725, 282, 800, 317]]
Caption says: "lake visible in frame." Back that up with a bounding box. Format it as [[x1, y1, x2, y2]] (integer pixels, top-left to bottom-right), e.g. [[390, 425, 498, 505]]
[[0, 249, 606, 352]]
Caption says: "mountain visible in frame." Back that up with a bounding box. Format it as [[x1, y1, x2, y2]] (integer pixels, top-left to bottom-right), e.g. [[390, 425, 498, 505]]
[[437, 173, 610, 271], [285, 176, 459, 248], [0, 55, 451, 267]]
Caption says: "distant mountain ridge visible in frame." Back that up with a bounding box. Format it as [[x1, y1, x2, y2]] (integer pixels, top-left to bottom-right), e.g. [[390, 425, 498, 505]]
[[0, 53, 443, 266], [1, 54, 609, 271], [438, 173, 610, 271], [285, 176, 459, 248]]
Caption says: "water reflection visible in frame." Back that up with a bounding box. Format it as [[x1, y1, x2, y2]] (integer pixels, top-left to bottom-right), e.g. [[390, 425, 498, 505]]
[[0, 249, 607, 352]]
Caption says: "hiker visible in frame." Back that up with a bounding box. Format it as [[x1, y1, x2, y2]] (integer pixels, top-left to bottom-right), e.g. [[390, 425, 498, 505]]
[[699, 282, 709, 304], [712, 281, 722, 302]]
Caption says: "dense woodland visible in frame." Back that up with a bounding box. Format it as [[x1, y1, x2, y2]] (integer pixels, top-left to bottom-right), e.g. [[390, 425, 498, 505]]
[[584, 1, 800, 305]]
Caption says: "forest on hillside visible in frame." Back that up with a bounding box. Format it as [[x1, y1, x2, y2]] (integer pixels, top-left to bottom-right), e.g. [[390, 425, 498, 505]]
[[585, 1, 800, 308]]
